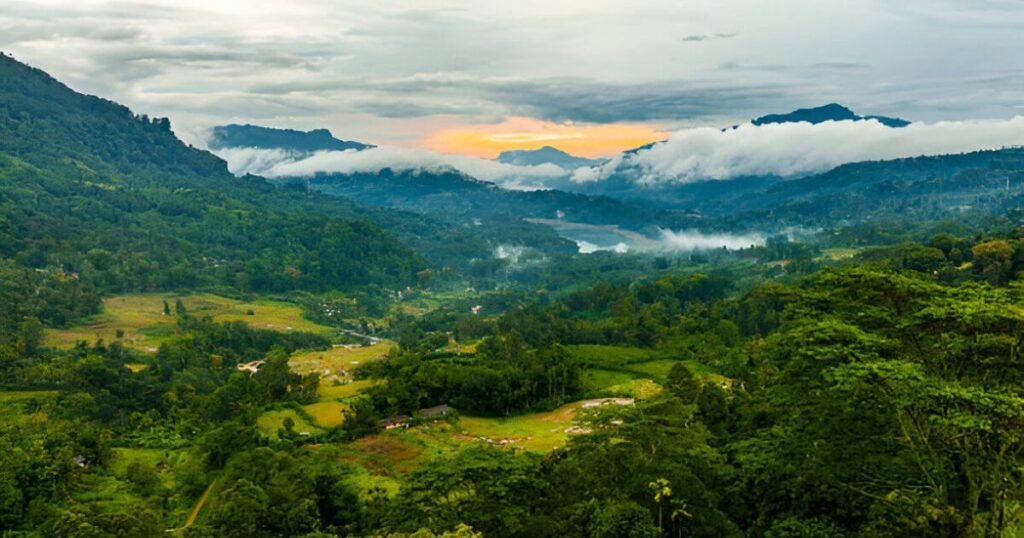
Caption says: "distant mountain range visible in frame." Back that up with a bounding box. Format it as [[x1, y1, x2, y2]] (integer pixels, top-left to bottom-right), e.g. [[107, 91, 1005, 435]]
[[496, 146, 603, 169], [208, 124, 374, 153], [750, 103, 910, 128], [198, 101, 1024, 249]]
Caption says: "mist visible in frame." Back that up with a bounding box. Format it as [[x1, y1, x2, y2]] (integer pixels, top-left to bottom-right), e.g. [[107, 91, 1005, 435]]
[[576, 116, 1024, 185], [655, 229, 765, 251], [214, 146, 568, 188]]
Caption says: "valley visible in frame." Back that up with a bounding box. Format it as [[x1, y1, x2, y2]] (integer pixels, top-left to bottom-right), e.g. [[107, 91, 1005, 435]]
[[2, 19, 1024, 537]]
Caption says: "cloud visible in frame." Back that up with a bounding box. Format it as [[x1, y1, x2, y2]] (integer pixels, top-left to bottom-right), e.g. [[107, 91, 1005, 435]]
[[656, 229, 765, 251], [3, 0, 1024, 143], [214, 145, 569, 187], [578, 117, 1024, 185], [681, 32, 738, 42]]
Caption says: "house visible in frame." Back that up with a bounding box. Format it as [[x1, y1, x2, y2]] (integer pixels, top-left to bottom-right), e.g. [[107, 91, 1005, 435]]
[[419, 404, 449, 419], [379, 416, 411, 430]]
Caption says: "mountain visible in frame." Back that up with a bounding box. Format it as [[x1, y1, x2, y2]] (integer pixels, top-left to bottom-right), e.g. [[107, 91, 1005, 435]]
[[207, 126, 693, 247], [548, 103, 914, 209], [750, 103, 910, 127], [209, 124, 373, 152], [0, 55, 229, 184], [706, 148, 1024, 230], [1, 55, 584, 274], [0, 54, 431, 292], [297, 168, 684, 233], [496, 146, 603, 169]]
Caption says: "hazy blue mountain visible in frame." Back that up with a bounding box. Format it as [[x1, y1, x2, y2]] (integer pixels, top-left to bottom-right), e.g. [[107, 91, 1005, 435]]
[[751, 103, 910, 127], [207, 126, 687, 237], [209, 124, 374, 152], [497, 146, 603, 169]]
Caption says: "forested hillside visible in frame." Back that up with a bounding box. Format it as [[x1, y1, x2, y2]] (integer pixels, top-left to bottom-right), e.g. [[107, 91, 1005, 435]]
[[2, 54, 1024, 538]]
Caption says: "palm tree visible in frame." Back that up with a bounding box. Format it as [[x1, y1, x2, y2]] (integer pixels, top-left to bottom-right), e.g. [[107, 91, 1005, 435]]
[[648, 478, 672, 530]]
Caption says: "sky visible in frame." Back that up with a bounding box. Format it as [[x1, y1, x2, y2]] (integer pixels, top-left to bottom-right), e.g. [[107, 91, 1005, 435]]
[[3, 0, 1024, 158]]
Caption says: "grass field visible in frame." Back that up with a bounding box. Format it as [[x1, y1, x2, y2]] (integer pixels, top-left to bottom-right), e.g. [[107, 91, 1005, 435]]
[[109, 444, 188, 473], [601, 378, 663, 399], [302, 401, 349, 428], [0, 389, 58, 402], [0, 390, 57, 423], [571, 345, 730, 393], [257, 408, 324, 437], [456, 398, 630, 451], [290, 342, 393, 380], [317, 380, 379, 401], [817, 247, 861, 261], [45, 293, 334, 351], [585, 368, 636, 391]]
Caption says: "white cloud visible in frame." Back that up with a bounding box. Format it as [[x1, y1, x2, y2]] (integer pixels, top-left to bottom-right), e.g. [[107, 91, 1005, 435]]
[[581, 117, 1024, 184], [4, 0, 1024, 142], [575, 240, 630, 254], [214, 145, 569, 186], [656, 229, 765, 251]]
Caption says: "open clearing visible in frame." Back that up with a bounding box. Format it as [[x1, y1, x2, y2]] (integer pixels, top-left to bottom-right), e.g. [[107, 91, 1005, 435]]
[[303, 401, 349, 427], [45, 293, 334, 351], [290, 342, 393, 379], [257, 408, 323, 437], [570, 344, 729, 391], [0, 389, 58, 402], [318, 379, 379, 401], [456, 398, 633, 451], [0, 390, 57, 423]]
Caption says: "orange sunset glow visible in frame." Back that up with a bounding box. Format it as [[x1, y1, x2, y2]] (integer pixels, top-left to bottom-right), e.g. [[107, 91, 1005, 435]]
[[419, 116, 668, 158]]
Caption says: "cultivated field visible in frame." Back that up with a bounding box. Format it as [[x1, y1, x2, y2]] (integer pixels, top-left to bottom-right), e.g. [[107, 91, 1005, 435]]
[[257, 408, 324, 437], [44, 293, 334, 351], [289, 342, 394, 380], [568, 344, 731, 392]]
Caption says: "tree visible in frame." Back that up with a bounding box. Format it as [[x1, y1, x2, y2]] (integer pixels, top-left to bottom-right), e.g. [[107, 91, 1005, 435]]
[[971, 240, 1014, 285], [665, 362, 701, 404], [593, 501, 659, 538], [648, 478, 672, 530], [209, 479, 270, 538], [125, 461, 160, 496]]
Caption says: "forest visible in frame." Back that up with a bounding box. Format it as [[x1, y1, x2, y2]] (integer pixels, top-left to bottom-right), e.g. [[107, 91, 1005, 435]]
[[1, 53, 1024, 538]]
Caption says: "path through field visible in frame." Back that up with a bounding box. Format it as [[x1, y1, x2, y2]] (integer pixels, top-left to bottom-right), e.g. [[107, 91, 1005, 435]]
[[181, 479, 217, 530]]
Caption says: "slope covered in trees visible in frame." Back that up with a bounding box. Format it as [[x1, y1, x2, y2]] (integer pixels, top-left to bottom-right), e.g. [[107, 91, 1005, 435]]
[[0, 54, 429, 294], [3, 54, 1024, 538]]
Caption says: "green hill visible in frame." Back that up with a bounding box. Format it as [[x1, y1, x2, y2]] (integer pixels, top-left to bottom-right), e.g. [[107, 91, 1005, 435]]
[[0, 54, 424, 295]]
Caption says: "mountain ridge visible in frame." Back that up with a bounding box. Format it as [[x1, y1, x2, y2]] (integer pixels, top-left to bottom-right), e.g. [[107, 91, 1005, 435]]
[[209, 124, 374, 153], [750, 103, 910, 128], [496, 145, 603, 169]]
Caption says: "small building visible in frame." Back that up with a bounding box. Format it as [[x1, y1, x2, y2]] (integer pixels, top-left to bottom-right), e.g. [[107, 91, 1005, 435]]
[[419, 404, 449, 419], [379, 416, 411, 430]]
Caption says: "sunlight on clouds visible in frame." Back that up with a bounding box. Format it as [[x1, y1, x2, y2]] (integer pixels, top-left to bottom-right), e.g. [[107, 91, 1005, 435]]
[[419, 116, 667, 158]]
